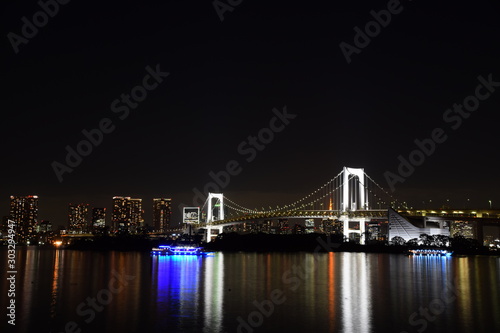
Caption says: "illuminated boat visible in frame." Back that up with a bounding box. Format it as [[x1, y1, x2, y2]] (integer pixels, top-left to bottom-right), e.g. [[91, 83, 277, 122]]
[[408, 249, 452, 257], [151, 245, 208, 256]]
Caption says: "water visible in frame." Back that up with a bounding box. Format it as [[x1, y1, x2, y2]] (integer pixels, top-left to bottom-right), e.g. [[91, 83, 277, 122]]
[[1, 248, 499, 333]]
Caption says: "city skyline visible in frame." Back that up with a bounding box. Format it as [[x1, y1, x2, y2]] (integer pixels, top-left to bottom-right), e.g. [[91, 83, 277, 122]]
[[4, 195, 172, 230], [2, 191, 498, 231]]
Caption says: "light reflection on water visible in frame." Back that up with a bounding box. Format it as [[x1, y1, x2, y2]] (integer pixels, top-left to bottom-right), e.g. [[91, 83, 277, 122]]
[[203, 253, 224, 332], [150, 253, 225, 332], [340, 253, 372, 333], [0, 249, 499, 333], [152, 255, 202, 330], [50, 249, 62, 319]]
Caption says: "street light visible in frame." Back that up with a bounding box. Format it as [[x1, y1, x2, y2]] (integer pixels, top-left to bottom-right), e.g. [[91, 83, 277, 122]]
[[489, 200, 492, 209]]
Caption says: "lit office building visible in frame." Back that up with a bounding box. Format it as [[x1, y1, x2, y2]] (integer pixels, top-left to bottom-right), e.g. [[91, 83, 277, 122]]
[[112, 197, 144, 231], [68, 203, 89, 232], [450, 220, 476, 239], [113, 196, 131, 229], [130, 198, 144, 228], [9, 195, 38, 242], [92, 208, 106, 228], [153, 198, 172, 232]]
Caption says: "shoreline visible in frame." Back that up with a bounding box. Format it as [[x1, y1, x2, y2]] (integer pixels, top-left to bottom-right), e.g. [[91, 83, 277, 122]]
[[2, 246, 498, 257], [3, 233, 497, 256]]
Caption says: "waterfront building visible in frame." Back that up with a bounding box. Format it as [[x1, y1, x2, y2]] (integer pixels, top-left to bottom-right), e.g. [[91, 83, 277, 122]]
[[9, 195, 38, 243], [153, 198, 171, 232], [68, 203, 90, 232], [112, 196, 144, 232], [92, 207, 106, 228]]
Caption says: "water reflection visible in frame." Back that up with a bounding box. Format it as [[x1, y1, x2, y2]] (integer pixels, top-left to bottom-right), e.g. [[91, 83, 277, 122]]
[[151, 253, 225, 332], [340, 253, 372, 333], [327, 252, 336, 332], [50, 249, 63, 319], [203, 254, 224, 332], [18, 247, 37, 333], [1, 249, 499, 333], [152, 255, 201, 330]]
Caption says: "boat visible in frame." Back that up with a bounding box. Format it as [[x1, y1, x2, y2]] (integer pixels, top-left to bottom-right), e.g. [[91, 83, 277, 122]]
[[151, 244, 209, 256], [408, 249, 453, 257]]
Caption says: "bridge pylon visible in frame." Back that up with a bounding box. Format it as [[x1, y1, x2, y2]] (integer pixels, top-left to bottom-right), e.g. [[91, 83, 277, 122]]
[[202, 192, 225, 242], [341, 167, 369, 212], [206, 192, 224, 223]]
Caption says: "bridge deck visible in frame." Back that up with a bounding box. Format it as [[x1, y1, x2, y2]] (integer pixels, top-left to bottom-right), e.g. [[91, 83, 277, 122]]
[[201, 209, 388, 227]]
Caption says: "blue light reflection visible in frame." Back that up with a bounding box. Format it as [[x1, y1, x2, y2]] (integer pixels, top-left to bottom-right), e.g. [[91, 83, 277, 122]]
[[152, 254, 203, 331]]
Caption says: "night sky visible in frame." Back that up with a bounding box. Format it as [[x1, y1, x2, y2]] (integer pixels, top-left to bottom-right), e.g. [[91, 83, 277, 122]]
[[2, 0, 500, 227]]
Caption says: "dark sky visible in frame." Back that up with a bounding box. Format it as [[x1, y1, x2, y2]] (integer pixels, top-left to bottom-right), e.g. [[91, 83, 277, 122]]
[[2, 0, 500, 227]]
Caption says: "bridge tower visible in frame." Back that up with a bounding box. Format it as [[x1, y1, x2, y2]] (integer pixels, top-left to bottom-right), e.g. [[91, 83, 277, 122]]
[[340, 167, 369, 244], [341, 167, 369, 212], [205, 192, 224, 242], [207, 192, 224, 223]]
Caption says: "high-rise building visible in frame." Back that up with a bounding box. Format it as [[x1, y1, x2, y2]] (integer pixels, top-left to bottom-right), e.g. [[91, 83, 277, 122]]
[[68, 203, 89, 232], [112, 196, 131, 229], [153, 198, 172, 232], [9, 195, 38, 242], [130, 198, 144, 228], [92, 208, 106, 228], [112, 197, 144, 231]]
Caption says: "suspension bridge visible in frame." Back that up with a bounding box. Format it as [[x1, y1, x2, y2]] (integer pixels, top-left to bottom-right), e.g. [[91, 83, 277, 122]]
[[192, 167, 400, 243]]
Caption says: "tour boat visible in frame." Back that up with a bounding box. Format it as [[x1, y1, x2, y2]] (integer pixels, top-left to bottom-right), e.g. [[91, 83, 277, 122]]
[[151, 245, 208, 256], [408, 249, 452, 257]]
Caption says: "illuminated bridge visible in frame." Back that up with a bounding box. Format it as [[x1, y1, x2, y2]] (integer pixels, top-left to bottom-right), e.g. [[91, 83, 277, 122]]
[[194, 167, 399, 243]]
